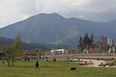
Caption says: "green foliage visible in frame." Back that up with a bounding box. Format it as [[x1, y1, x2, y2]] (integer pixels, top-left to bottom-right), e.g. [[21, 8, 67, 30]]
[[5, 34, 22, 66], [83, 33, 90, 45], [53, 39, 67, 45], [78, 33, 96, 52], [0, 44, 6, 58], [79, 36, 82, 45], [36, 48, 44, 59], [90, 33, 94, 44], [0, 36, 48, 50]]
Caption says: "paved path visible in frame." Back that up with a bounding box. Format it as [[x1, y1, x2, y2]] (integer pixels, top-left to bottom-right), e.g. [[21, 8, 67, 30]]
[[73, 59, 116, 68], [80, 59, 106, 67], [45, 53, 116, 59]]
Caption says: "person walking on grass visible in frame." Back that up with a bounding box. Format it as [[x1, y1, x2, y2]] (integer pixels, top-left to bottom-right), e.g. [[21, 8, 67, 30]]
[[35, 60, 40, 70]]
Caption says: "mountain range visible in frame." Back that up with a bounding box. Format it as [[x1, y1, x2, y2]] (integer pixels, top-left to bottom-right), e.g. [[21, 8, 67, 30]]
[[0, 13, 116, 48]]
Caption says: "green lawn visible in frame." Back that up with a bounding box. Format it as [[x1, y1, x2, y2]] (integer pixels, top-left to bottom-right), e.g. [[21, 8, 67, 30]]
[[0, 59, 116, 77]]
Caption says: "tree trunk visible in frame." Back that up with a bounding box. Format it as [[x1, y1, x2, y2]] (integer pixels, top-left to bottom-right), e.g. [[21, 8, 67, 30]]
[[7, 56, 11, 66], [12, 57, 14, 66], [12, 59, 13, 66], [8, 59, 10, 66]]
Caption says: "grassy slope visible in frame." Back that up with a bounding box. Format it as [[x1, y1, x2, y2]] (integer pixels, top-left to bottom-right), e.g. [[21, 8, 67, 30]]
[[0, 59, 116, 77], [53, 39, 67, 45]]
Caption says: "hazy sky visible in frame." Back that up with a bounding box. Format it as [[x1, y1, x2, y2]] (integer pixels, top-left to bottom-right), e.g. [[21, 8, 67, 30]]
[[0, 0, 116, 28]]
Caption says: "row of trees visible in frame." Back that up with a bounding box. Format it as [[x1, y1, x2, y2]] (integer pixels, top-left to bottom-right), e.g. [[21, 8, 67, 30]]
[[0, 34, 45, 66], [22, 48, 44, 59], [77, 33, 116, 53], [78, 33, 94, 52]]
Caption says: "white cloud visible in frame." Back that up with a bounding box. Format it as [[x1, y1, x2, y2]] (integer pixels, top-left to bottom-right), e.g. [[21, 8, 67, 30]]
[[35, 0, 116, 13], [79, 0, 116, 13], [79, 15, 84, 19], [0, 0, 37, 28], [0, 0, 116, 28], [35, 0, 91, 13]]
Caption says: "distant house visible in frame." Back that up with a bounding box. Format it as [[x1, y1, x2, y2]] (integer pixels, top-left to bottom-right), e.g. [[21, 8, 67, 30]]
[[107, 38, 114, 46], [99, 36, 114, 46], [51, 49, 67, 55], [99, 36, 107, 45]]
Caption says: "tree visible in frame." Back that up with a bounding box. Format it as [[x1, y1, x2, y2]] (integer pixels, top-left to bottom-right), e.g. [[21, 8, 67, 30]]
[[30, 49, 36, 56], [0, 44, 6, 61], [6, 34, 22, 66], [6, 44, 13, 66], [11, 34, 22, 65], [78, 33, 95, 52], [82, 33, 90, 48], [36, 48, 44, 59], [79, 36, 82, 45], [78, 45, 83, 53], [90, 33, 94, 44]]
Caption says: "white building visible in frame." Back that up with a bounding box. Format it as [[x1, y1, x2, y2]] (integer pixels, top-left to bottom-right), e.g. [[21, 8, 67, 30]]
[[107, 38, 114, 46], [51, 49, 67, 55]]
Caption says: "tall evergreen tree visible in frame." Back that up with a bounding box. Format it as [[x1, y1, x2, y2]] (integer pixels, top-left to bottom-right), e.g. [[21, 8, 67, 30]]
[[83, 33, 90, 48], [90, 33, 94, 44], [79, 36, 82, 45]]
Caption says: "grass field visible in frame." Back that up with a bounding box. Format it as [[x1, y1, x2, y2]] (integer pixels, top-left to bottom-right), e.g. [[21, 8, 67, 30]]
[[0, 59, 116, 77]]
